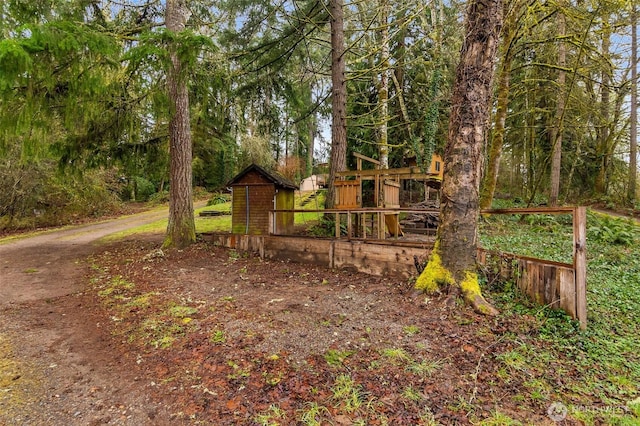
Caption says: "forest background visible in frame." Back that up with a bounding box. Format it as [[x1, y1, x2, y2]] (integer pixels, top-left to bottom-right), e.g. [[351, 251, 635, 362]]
[[0, 0, 638, 230]]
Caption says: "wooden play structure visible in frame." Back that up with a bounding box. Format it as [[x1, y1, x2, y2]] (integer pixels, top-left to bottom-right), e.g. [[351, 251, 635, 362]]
[[335, 152, 443, 209], [217, 157, 588, 329], [334, 152, 444, 236]]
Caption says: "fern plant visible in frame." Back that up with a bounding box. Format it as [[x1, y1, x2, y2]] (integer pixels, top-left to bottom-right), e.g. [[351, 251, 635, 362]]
[[587, 213, 637, 246]]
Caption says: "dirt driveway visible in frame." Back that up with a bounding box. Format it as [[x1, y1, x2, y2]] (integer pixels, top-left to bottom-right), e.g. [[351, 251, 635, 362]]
[[0, 207, 181, 425]]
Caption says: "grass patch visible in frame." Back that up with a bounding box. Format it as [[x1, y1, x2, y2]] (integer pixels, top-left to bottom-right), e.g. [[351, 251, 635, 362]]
[[330, 373, 364, 414], [380, 347, 412, 365], [168, 305, 198, 318], [209, 329, 226, 344], [401, 385, 424, 402], [402, 325, 420, 335], [254, 404, 287, 426], [97, 275, 136, 298], [406, 358, 444, 377], [476, 411, 523, 425], [298, 402, 329, 426], [324, 349, 356, 368], [479, 213, 574, 263]]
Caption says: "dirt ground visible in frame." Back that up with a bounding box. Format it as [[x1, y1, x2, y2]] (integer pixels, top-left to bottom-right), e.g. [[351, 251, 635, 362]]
[[0, 209, 573, 425]]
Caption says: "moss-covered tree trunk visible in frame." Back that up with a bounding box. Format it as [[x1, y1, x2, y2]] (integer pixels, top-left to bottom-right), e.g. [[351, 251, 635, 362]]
[[164, 0, 196, 249], [479, 0, 519, 210], [416, 0, 502, 315], [549, 6, 566, 207], [325, 0, 347, 210], [629, 6, 638, 205]]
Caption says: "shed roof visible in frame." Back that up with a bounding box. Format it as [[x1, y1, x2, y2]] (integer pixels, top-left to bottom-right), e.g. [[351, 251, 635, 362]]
[[227, 163, 298, 190]]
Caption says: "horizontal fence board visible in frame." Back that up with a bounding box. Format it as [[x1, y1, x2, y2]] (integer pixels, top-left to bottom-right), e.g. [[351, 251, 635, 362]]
[[333, 241, 423, 278], [481, 207, 576, 214], [264, 236, 332, 267]]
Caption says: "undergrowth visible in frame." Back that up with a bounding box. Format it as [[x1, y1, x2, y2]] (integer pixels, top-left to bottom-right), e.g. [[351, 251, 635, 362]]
[[480, 208, 640, 424]]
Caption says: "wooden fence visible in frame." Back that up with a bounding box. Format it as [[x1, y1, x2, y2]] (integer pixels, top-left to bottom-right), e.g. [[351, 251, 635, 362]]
[[480, 207, 587, 329], [224, 206, 588, 329]]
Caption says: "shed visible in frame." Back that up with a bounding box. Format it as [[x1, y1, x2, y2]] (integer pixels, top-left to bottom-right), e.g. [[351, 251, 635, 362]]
[[227, 164, 297, 235]]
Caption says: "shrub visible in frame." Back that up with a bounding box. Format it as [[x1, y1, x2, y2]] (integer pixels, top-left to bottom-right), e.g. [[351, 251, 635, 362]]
[[133, 176, 156, 201], [207, 192, 230, 206], [587, 212, 637, 246]]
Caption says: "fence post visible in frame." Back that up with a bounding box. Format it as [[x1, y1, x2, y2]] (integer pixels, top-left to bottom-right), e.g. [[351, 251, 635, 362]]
[[573, 206, 587, 329]]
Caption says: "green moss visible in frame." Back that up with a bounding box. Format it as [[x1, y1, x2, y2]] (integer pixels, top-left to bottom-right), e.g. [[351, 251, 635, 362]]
[[460, 270, 499, 316], [163, 218, 196, 249], [414, 249, 454, 293], [460, 271, 482, 298]]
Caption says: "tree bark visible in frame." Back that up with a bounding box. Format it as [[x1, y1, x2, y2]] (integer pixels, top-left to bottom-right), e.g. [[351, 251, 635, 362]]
[[480, 0, 517, 209], [549, 8, 566, 207], [164, 0, 196, 249], [307, 116, 316, 178], [595, 25, 611, 195], [325, 0, 347, 210], [629, 7, 638, 205], [415, 0, 502, 316], [378, 0, 390, 171]]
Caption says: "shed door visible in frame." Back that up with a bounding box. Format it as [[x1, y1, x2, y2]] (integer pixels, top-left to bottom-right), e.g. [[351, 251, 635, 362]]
[[232, 184, 276, 235]]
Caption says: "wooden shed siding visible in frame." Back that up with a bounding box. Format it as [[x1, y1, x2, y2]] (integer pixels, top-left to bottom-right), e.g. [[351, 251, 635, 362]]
[[231, 183, 276, 235], [231, 186, 248, 234], [249, 185, 275, 235], [238, 170, 273, 185], [229, 167, 295, 235]]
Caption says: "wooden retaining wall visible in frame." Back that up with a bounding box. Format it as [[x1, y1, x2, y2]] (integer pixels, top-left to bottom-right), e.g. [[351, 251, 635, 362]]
[[205, 230, 587, 328], [206, 233, 429, 279]]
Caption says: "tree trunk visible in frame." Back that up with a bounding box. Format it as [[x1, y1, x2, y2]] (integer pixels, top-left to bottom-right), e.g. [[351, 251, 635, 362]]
[[378, 0, 390, 171], [595, 26, 611, 195], [325, 0, 347, 210], [415, 0, 502, 316], [629, 7, 638, 205], [480, 0, 517, 209], [549, 8, 566, 207], [163, 0, 196, 249]]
